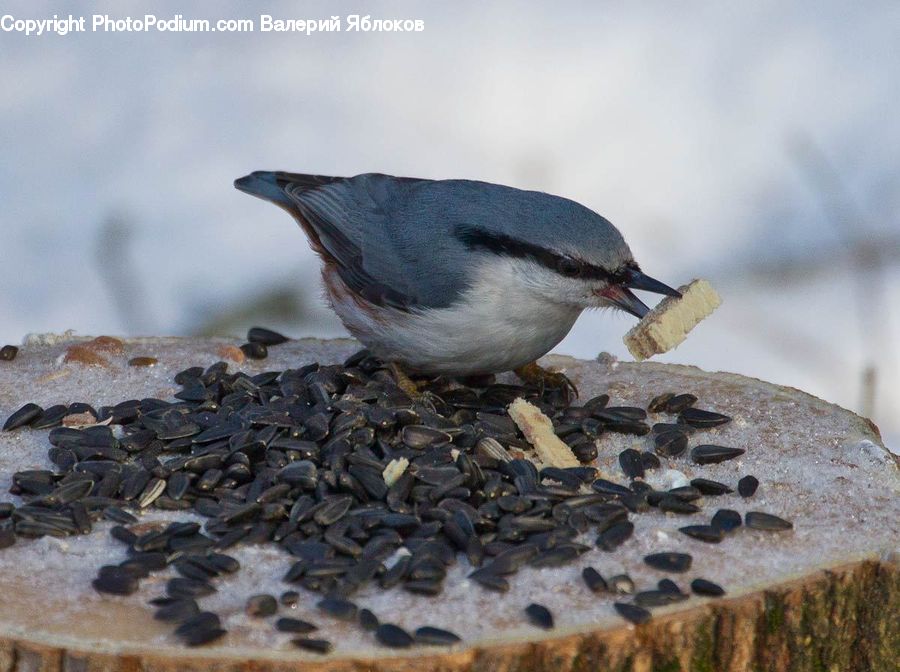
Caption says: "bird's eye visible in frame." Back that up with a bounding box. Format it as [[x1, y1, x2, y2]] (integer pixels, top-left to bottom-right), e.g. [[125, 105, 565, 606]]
[[557, 257, 582, 278]]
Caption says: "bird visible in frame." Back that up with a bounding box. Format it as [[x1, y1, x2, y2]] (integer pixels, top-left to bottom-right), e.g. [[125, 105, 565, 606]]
[[234, 171, 679, 396]]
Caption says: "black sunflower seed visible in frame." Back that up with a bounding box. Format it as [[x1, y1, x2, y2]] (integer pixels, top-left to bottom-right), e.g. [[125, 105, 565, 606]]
[[92, 570, 139, 595], [524, 603, 554, 629], [665, 394, 697, 413], [247, 327, 289, 345], [690, 478, 733, 496], [679, 408, 731, 428], [155, 598, 200, 622], [166, 472, 192, 500], [618, 448, 644, 479], [379, 555, 411, 589], [138, 477, 166, 508], [581, 393, 609, 411], [644, 552, 692, 573], [582, 566, 607, 592], [174, 611, 221, 637], [31, 404, 68, 429], [691, 578, 726, 597], [658, 578, 682, 594], [678, 525, 724, 543], [317, 597, 357, 621], [403, 579, 443, 595], [529, 545, 581, 568], [598, 406, 647, 421], [414, 626, 462, 645], [276, 617, 318, 634], [291, 638, 332, 654], [359, 608, 379, 631], [539, 466, 582, 490], [127, 552, 168, 572], [634, 589, 689, 607], [647, 393, 675, 413], [240, 342, 268, 360], [172, 560, 218, 581], [177, 613, 226, 646], [659, 496, 701, 515], [641, 452, 661, 470], [654, 430, 688, 458], [738, 475, 759, 498], [3, 403, 43, 431], [207, 553, 240, 573], [174, 366, 203, 384], [468, 570, 509, 592], [401, 425, 452, 449], [0, 529, 15, 550], [667, 485, 702, 501], [167, 577, 216, 598], [376, 623, 414, 648], [745, 511, 793, 531], [711, 508, 742, 533], [591, 479, 632, 497], [246, 594, 278, 617], [614, 602, 651, 625], [691, 445, 745, 465], [314, 496, 354, 526], [596, 521, 634, 552]]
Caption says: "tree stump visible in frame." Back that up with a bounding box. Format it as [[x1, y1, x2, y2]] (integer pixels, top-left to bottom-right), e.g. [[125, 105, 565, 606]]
[[0, 335, 896, 672]]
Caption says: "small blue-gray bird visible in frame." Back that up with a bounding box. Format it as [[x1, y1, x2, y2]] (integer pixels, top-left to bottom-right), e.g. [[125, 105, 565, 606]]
[[235, 171, 679, 392]]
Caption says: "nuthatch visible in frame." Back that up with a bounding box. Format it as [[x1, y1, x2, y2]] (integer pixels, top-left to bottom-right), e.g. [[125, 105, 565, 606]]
[[235, 171, 679, 391]]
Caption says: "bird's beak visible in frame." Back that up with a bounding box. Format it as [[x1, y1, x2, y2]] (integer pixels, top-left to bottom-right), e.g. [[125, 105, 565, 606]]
[[622, 268, 682, 298], [598, 285, 651, 318], [596, 269, 681, 319]]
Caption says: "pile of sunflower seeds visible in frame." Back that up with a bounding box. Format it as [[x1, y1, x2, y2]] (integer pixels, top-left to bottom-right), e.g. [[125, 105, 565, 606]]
[[0, 328, 793, 651]]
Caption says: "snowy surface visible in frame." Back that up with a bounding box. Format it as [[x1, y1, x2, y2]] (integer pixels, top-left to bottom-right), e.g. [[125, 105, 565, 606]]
[[0, 336, 896, 662]]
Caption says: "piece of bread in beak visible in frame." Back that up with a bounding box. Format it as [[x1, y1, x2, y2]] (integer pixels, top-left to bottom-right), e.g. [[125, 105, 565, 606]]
[[623, 278, 721, 361]]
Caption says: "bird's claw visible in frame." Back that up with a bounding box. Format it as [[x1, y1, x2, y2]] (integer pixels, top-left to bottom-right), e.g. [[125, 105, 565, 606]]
[[387, 362, 426, 400], [514, 362, 579, 404]]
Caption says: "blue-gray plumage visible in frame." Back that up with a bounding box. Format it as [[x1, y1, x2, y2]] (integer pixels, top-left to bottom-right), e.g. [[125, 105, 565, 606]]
[[235, 171, 679, 383]]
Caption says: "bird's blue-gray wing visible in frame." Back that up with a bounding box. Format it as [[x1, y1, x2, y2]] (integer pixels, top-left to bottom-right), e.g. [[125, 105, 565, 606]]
[[282, 174, 469, 311]]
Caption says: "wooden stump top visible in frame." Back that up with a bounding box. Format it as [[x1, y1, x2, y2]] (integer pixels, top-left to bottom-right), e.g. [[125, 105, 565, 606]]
[[0, 335, 896, 671]]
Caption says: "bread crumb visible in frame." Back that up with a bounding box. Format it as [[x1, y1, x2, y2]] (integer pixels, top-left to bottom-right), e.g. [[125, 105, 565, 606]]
[[217, 345, 246, 364], [382, 457, 409, 487], [507, 398, 579, 468], [88, 336, 125, 355], [624, 279, 721, 361], [63, 345, 110, 367], [62, 412, 98, 428]]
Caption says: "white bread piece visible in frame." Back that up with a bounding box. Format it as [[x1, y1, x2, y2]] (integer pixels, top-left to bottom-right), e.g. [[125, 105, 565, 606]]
[[623, 278, 721, 361], [507, 397, 580, 468], [382, 457, 409, 487]]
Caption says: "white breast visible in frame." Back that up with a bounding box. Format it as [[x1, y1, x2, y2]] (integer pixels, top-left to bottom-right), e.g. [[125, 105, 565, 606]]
[[323, 260, 582, 375]]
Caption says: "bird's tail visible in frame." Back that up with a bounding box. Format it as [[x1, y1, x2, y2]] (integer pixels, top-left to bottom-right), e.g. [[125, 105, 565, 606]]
[[234, 171, 343, 206]]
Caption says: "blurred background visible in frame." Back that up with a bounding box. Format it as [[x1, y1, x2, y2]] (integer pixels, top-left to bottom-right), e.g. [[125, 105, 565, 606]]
[[1, 0, 898, 450]]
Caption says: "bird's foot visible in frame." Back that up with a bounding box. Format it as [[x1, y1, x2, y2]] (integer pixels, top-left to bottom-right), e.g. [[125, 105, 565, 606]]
[[514, 361, 579, 404], [388, 362, 426, 400]]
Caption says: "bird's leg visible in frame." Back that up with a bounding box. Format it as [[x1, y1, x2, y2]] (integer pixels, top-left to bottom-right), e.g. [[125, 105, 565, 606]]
[[388, 361, 425, 399], [514, 361, 579, 403]]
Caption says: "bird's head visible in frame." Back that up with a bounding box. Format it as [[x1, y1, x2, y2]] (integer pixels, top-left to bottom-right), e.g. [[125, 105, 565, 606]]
[[454, 197, 679, 318]]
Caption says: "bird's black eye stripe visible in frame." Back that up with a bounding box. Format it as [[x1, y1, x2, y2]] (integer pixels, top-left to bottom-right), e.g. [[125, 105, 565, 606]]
[[454, 225, 615, 281], [556, 257, 582, 277]]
